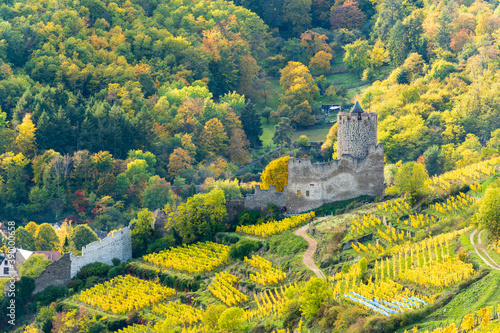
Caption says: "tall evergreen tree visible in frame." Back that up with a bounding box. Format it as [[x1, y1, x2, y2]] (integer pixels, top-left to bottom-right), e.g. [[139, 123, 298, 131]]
[[240, 101, 263, 148]]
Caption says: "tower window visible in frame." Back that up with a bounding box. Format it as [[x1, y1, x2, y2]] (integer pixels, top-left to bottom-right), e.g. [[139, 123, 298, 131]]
[[310, 184, 314, 186], [297, 190, 301, 195]]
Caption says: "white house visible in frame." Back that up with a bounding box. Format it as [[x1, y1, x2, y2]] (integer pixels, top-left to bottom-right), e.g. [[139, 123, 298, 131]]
[[0, 253, 16, 278]]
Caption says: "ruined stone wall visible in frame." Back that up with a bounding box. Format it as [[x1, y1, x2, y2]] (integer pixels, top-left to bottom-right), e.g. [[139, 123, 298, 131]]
[[70, 227, 132, 278], [286, 145, 384, 213], [337, 112, 377, 159], [34, 253, 71, 294], [244, 185, 288, 211], [244, 144, 385, 214], [225, 198, 245, 222], [32, 227, 132, 294], [153, 209, 169, 236]]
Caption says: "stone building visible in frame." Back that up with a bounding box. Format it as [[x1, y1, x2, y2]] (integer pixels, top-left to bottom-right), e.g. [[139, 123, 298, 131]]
[[244, 101, 384, 213]]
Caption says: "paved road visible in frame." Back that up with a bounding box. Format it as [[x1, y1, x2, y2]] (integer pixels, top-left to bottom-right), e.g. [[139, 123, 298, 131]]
[[294, 218, 327, 279], [470, 229, 500, 271]]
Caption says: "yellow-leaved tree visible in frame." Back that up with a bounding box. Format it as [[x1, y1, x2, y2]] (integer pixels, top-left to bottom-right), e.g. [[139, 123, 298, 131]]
[[16, 113, 36, 157], [261, 156, 290, 192]]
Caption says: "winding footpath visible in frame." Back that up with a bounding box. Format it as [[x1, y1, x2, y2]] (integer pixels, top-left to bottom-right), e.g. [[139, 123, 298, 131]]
[[470, 229, 500, 271], [294, 218, 328, 279]]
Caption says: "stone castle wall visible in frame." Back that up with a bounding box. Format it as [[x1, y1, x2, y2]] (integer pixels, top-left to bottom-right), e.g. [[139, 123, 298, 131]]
[[70, 227, 132, 278], [243, 144, 384, 214], [33, 253, 71, 294], [337, 112, 377, 159], [285, 144, 384, 213], [244, 185, 288, 211], [34, 226, 132, 294]]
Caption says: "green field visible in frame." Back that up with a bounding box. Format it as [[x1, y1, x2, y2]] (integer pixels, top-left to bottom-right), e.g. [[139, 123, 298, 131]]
[[260, 121, 333, 146]]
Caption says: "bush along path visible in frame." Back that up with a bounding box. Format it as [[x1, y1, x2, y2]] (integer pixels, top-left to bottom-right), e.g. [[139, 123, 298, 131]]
[[470, 229, 500, 271], [294, 217, 327, 279]]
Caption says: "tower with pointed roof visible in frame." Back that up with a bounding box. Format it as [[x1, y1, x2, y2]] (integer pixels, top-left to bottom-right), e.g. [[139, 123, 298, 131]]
[[336, 100, 378, 159]]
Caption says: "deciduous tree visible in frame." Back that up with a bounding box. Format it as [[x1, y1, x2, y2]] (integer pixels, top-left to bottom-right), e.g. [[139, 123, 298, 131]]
[[168, 148, 192, 179], [15, 226, 35, 251], [128, 150, 156, 174], [18, 254, 51, 278], [343, 39, 371, 78], [370, 40, 389, 72], [299, 277, 333, 318], [475, 187, 500, 238], [131, 208, 155, 257], [273, 118, 293, 151], [16, 113, 36, 157], [309, 51, 333, 73], [228, 128, 251, 165], [282, 0, 312, 35], [69, 225, 99, 251], [200, 118, 229, 157], [34, 223, 59, 251], [278, 62, 319, 126], [261, 156, 291, 192], [330, 1, 366, 31], [297, 135, 310, 147], [169, 188, 227, 244], [142, 176, 173, 210], [394, 161, 429, 204], [126, 159, 151, 185], [218, 307, 245, 332]]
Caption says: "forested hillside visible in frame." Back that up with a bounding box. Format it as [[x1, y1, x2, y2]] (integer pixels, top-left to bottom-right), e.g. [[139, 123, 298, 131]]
[[1, 0, 499, 226], [0, 0, 273, 223], [2, 0, 500, 332]]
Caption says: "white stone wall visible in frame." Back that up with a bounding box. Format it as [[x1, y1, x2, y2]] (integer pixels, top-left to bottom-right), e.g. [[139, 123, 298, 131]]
[[70, 227, 132, 278]]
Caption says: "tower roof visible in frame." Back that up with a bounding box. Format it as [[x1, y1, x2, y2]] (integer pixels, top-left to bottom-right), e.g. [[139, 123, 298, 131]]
[[350, 100, 364, 113]]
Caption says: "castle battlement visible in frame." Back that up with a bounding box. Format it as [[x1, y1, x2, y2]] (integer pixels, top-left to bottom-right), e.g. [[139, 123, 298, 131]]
[[33, 226, 133, 294], [70, 226, 132, 278], [243, 101, 384, 214]]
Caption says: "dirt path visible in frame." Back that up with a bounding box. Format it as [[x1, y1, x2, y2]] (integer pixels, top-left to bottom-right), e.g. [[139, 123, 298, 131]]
[[294, 217, 328, 279], [470, 229, 500, 271]]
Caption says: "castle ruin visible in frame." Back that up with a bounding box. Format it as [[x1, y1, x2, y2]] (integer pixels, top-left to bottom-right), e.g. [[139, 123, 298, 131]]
[[33, 226, 132, 294], [244, 101, 384, 214]]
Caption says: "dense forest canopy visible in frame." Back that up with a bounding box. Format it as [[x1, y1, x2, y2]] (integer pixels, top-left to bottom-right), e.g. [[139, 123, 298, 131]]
[[0, 0, 500, 230]]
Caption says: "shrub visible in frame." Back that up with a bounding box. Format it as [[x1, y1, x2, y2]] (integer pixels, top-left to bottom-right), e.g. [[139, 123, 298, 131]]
[[105, 319, 127, 331], [85, 276, 100, 288], [89, 322, 107, 333], [146, 235, 174, 254], [107, 265, 125, 279], [229, 239, 262, 260], [238, 210, 264, 226], [68, 279, 84, 292], [33, 286, 68, 306], [218, 233, 240, 244], [76, 262, 111, 279], [282, 300, 301, 330]]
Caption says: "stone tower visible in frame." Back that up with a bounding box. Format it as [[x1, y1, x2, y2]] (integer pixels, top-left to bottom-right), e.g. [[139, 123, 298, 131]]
[[336, 100, 377, 159]]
